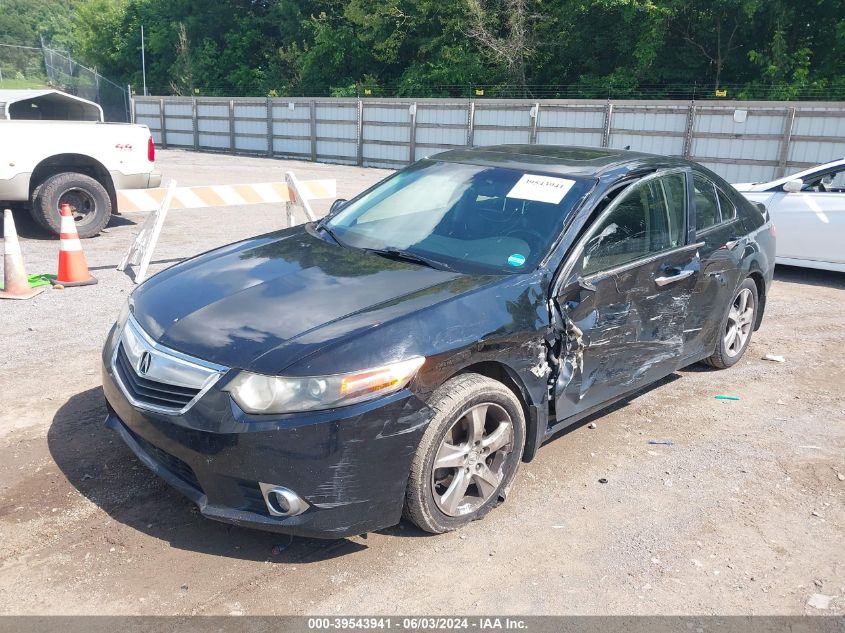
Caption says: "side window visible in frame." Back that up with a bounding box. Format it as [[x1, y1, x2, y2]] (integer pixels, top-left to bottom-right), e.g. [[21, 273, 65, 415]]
[[829, 170, 845, 191], [716, 188, 736, 221], [693, 175, 720, 231], [806, 168, 845, 192], [582, 172, 687, 275]]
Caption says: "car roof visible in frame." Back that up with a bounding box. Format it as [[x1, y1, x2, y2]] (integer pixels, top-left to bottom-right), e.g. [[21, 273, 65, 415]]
[[429, 145, 692, 178], [768, 157, 845, 185], [733, 156, 845, 190]]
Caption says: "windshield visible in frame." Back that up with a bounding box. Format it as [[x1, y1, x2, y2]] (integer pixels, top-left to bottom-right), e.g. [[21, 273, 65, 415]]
[[324, 161, 594, 274]]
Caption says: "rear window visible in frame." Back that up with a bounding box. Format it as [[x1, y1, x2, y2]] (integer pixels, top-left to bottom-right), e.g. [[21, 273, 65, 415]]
[[716, 188, 737, 221], [694, 175, 720, 231]]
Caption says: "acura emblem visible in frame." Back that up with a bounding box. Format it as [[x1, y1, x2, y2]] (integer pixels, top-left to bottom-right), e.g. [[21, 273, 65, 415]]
[[138, 351, 152, 375]]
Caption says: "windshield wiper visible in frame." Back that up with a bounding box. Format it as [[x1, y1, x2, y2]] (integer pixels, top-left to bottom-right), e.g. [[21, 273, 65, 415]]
[[316, 221, 344, 247], [364, 247, 450, 271]]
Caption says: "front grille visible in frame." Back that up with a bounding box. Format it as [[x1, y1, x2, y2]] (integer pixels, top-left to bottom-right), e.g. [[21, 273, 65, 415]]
[[110, 316, 227, 415], [115, 343, 200, 410], [127, 426, 202, 492]]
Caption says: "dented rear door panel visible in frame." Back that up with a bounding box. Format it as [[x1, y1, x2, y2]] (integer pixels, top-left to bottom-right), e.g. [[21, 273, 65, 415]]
[[683, 220, 746, 360]]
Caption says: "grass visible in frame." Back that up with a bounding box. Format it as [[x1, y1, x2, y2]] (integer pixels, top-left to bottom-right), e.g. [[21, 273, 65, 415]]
[[0, 77, 50, 89]]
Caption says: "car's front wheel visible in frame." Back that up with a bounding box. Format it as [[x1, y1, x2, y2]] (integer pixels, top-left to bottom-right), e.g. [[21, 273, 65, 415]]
[[404, 373, 525, 533], [704, 277, 759, 369]]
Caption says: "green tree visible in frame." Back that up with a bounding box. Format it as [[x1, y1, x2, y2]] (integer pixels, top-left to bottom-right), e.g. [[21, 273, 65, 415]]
[[667, 0, 762, 92], [29, 0, 843, 100], [464, 0, 537, 94]]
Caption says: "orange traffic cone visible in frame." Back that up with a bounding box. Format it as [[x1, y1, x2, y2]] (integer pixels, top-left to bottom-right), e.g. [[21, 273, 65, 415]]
[[52, 203, 97, 287], [1, 208, 47, 300]]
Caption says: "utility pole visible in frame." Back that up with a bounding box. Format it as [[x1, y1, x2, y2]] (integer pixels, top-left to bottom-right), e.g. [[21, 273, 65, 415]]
[[126, 83, 133, 123], [40, 34, 48, 83], [141, 24, 147, 96]]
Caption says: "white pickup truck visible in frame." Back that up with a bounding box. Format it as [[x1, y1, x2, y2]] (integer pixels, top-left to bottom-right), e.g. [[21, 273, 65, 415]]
[[0, 120, 161, 237]]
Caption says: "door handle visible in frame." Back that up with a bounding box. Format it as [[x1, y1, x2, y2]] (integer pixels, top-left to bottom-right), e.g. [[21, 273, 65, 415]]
[[577, 276, 597, 292], [654, 269, 695, 286], [705, 271, 727, 284]]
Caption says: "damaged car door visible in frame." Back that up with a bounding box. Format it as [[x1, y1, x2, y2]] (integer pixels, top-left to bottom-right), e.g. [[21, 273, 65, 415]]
[[681, 174, 747, 360], [550, 169, 699, 422]]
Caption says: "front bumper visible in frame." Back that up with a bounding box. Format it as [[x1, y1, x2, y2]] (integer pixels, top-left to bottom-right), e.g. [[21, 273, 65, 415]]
[[101, 330, 431, 539]]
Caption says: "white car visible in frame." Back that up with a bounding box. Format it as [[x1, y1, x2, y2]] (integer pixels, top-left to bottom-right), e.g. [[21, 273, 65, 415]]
[[733, 159, 845, 272]]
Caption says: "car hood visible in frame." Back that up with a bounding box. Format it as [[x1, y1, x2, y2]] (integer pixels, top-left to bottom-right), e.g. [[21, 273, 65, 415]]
[[735, 190, 775, 205], [731, 182, 755, 191], [131, 225, 496, 372], [733, 181, 778, 192]]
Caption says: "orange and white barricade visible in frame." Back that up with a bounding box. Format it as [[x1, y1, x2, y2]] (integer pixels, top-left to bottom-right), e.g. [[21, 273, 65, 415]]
[[116, 172, 336, 284]]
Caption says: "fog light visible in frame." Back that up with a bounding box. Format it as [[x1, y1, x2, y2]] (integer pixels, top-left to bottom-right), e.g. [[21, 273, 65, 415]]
[[258, 483, 308, 517], [272, 491, 292, 514]]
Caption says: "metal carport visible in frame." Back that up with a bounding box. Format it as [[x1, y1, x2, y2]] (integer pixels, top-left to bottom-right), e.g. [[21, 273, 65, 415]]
[[0, 89, 103, 122]]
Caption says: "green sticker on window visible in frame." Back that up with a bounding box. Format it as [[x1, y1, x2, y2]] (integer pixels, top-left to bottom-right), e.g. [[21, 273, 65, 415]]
[[507, 253, 526, 267]]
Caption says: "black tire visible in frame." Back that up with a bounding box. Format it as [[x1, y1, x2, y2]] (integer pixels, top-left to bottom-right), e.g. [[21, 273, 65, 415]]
[[30, 172, 111, 238], [28, 181, 49, 231], [404, 373, 526, 534], [703, 277, 759, 369]]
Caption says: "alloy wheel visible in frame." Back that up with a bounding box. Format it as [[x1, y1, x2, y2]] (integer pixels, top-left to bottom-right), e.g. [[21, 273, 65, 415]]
[[431, 402, 514, 517], [724, 288, 755, 357]]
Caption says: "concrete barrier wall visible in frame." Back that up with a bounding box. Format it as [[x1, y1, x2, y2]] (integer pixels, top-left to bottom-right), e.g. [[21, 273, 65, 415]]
[[134, 96, 845, 184]]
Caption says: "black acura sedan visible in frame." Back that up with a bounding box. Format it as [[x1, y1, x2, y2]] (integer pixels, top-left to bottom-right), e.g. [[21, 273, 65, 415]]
[[102, 145, 775, 537]]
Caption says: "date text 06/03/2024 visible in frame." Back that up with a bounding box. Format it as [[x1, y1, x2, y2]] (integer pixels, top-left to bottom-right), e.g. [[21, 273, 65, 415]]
[[306, 617, 528, 630]]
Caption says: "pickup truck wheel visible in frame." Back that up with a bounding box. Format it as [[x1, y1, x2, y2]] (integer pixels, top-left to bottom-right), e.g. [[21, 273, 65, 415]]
[[31, 172, 111, 238], [403, 373, 525, 534]]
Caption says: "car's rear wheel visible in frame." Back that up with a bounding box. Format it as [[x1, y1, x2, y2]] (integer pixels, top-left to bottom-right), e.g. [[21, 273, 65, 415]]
[[404, 373, 525, 533], [31, 172, 112, 238], [704, 277, 759, 369]]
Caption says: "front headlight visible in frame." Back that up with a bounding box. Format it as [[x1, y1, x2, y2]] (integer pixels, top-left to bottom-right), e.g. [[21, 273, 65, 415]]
[[225, 357, 425, 415], [108, 298, 131, 345], [116, 299, 131, 330]]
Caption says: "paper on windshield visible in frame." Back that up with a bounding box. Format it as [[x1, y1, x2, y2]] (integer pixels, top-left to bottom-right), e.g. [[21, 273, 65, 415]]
[[506, 174, 576, 204]]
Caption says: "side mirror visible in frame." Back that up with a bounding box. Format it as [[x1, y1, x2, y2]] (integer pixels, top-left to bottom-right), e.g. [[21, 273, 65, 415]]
[[329, 198, 348, 215], [783, 179, 803, 193]]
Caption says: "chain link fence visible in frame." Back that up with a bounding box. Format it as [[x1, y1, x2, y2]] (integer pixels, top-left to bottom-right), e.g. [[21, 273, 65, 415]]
[[0, 43, 46, 89], [197, 83, 845, 101], [42, 46, 130, 122], [0, 43, 129, 122]]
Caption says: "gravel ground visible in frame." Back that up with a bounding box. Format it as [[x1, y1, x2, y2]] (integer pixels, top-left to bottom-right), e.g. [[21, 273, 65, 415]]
[[0, 150, 843, 615]]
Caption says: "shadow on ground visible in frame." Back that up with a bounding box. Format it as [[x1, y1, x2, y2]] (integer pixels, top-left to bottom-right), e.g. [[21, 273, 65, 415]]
[[543, 372, 683, 445], [48, 387, 369, 563], [1, 207, 136, 239], [47, 364, 703, 553], [774, 264, 845, 289]]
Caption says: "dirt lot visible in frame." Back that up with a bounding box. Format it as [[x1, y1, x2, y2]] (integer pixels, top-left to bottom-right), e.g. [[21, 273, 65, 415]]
[[0, 150, 843, 615]]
